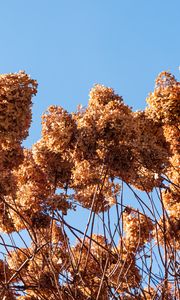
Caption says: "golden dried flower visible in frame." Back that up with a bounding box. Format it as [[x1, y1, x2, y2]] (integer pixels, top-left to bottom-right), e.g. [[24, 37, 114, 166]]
[[146, 71, 180, 125], [74, 178, 120, 212], [0, 143, 24, 170], [41, 105, 76, 153], [162, 188, 180, 211], [0, 70, 179, 299], [163, 124, 180, 155], [89, 84, 123, 107], [107, 251, 141, 293], [156, 212, 180, 250], [13, 149, 51, 212], [0, 259, 12, 282], [68, 235, 110, 299], [32, 138, 73, 188], [123, 207, 154, 253], [0, 71, 37, 145]]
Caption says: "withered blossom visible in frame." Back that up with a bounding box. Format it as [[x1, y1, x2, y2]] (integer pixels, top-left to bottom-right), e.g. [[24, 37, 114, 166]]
[[0, 71, 37, 146], [123, 207, 154, 253], [0, 71, 179, 299]]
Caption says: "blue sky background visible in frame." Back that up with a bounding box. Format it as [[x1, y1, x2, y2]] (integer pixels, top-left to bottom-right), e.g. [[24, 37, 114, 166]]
[[0, 1, 179, 272], [0, 0, 179, 146]]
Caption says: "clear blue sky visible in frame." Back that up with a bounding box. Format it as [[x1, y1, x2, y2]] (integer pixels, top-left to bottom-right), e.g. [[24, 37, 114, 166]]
[[0, 0, 179, 146]]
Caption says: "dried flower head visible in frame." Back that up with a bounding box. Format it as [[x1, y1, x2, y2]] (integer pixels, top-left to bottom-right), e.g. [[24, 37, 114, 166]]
[[32, 138, 73, 188], [123, 207, 154, 253], [146, 71, 180, 125], [13, 149, 51, 212], [41, 105, 76, 153], [0, 71, 37, 146]]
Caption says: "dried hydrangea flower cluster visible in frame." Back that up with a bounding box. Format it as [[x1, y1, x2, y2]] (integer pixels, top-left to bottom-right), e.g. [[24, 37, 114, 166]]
[[146, 71, 180, 125], [0, 71, 179, 299], [0, 71, 37, 146], [145, 73, 180, 255], [123, 207, 154, 253]]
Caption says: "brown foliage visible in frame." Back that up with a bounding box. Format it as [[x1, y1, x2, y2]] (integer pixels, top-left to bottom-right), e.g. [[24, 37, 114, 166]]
[[0, 71, 179, 299]]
